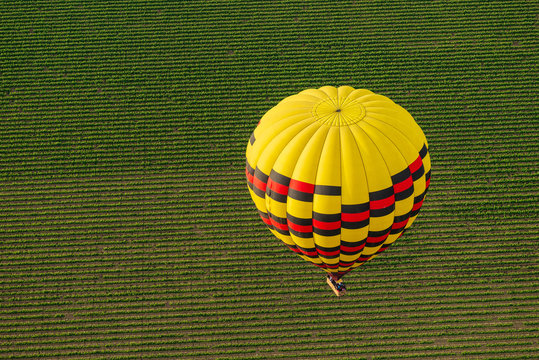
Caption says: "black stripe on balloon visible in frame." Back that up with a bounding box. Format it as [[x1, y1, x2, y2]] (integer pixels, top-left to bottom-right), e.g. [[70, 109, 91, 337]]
[[391, 167, 411, 184], [394, 212, 411, 223], [287, 189, 313, 202], [315, 245, 340, 259], [258, 210, 269, 220], [342, 202, 370, 213], [425, 169, 431, 182], [246, 163, 255, 190], [410, 198, 424, 216], [368, 227, 391, 238], [296, 244, 318, 258], [340, 248, 364, 255], [369, 186, 394, 201], [366, 229, 391, 247], [266, 176, 286, 203], [252, 186, 266, 199], [370, 203, 395, 217], [315, 244, 340, 253], [391, 167, 414, 201], [395, 185, 414, 201], [254, 167, 269, 183], [410, 208, 421, 217], [246, 160, 255, 176], [410, 189, 428, 217], [266, 189, 287, 203], [357, 254, 373, 262], [286, 214, 313, 237], [286, 213, 312, 226], [419, 144, 428, 159], [340, 239, 366, 255], [414, 191, 426, 204], [270, 169, 291, 187], [342, 219, 369, 229], [249, 133, 256, 145], [411, 163, 425, 181], [268, 212, 287, 224], [312, 212, 341, 222], [314, 185, 341, 196], [341, 202, 369, 229], [266, 211, 289, 235], [390, 226, 406, 234], [289, 228, 313, 238], [273, 227, 290, 236], [286, 244, 303, 255], [325, 263, 340, 269], [341, 240, 366, 248], [313, 227, 341, 237], [258, 210, 274, 231], [316, 253, 340, 259], [251, 166, 269, 199]]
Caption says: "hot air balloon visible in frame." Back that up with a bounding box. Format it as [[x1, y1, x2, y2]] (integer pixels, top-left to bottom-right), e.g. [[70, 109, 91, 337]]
[[245, 86, 431, 296]]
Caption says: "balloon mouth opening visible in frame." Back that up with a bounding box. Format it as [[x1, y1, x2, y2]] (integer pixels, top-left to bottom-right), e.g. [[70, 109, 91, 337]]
[[335, 109, 341, 112]]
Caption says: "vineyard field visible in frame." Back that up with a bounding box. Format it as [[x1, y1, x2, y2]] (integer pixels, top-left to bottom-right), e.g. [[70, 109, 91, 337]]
[[0, 1, 537, 359]]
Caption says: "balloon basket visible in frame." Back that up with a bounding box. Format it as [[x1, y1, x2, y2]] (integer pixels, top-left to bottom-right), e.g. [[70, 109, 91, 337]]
[[326, 275, 346, 297]]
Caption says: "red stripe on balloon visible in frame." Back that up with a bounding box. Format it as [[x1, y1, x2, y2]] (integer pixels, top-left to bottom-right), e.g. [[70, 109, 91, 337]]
[[301, 249, 319, 257], [357, 255, 373, 262], [270, 220, 289, 231], [376, 243, 393, 254], [312, 219, 341, 230], [317, 248, 340, 257], [393, 177, 413, 193], [268, 178, 289, 195], [341, 244, 366, 253], [289, 179, 315, 194], [245, 167, 254, 184], [287, 222, 313, 233], [253, 176, 267, 192], [370, 195, 395, 210], [259, 215, 272, 226], [325, 263, 339, 269], [392, 219, 409, 229], [409, 156, 423, 173], [367, 233, 389, 244], [286, 245, 302, 254], [341, 211, 369, 222], [412, 199, 424, 212]]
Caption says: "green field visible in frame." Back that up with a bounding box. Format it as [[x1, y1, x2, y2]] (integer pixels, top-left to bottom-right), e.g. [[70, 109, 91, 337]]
[[1, 1, 537, 359]]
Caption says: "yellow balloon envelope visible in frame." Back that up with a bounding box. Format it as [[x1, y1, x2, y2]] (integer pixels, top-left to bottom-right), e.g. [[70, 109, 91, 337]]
[[246, 86, 431, 279]]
